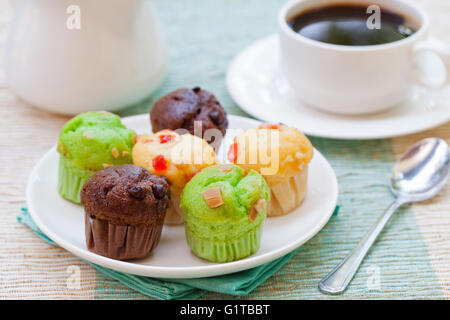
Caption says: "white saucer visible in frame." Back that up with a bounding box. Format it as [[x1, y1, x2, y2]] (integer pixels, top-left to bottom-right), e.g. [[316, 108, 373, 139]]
[[27, 114, 338, 279], [227, 35, 450, 140]]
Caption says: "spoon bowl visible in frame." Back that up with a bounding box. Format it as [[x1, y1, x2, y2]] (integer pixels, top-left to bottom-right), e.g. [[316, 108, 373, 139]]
[[391, 138, 450, 202]]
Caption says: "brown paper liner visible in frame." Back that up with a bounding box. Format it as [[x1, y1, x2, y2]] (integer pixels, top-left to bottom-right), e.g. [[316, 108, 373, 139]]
[[163, 187, 184, 225], [85, 215, 163, 260], [267, 167, 308, 217]]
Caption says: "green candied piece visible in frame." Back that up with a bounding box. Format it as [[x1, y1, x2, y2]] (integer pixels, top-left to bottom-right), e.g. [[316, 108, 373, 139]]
[[180, 165, 270, 262], [56, 111, 136, 204], [57, 111, 136, 171]]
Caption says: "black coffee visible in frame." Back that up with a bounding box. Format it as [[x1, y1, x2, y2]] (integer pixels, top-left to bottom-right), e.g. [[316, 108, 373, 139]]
[[288, 4, 417, 46]]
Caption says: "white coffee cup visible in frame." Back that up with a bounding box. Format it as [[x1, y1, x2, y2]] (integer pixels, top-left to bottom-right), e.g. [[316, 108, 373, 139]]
[[278, 0, 450, 115]]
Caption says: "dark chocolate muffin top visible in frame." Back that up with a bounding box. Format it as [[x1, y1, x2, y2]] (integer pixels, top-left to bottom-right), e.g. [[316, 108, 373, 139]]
[[150, 87, 228, 145], [81, 164, 170, 227]]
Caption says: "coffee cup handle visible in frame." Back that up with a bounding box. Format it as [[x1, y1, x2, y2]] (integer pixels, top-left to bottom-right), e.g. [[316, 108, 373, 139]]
[[411, 38, 450, 89]]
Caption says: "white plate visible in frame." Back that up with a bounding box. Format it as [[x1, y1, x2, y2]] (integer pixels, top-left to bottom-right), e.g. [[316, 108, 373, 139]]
[[27, 114, 338, 278], [227, 35, 450, 140]]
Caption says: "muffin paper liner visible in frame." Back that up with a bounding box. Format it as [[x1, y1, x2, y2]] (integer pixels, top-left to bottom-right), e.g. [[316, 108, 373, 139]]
[[185, 223, 264, 263], [164, 187, 184, 225], [58, 156, 94, 204], [85, 214, 163, 260], [268, 167, 308, 217]]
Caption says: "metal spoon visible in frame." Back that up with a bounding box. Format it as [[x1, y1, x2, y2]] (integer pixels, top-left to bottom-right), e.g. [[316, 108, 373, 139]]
[[318, 137, 449, 295]]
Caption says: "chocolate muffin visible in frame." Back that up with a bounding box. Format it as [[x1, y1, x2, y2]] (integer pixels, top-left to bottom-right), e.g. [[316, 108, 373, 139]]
[[150, 87, 228, 148], [81, 164, 170, 260]]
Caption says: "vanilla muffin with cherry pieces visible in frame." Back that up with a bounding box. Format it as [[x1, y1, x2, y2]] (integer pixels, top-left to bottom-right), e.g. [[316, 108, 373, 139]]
[[228, 123, 313, 216], [132, 130, 218, 224]]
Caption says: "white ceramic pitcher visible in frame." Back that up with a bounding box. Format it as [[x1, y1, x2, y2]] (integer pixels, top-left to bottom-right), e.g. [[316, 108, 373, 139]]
[[4, 0, 167, 115]]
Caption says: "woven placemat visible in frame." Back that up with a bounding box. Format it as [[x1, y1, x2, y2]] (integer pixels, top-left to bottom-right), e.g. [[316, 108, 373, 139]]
[[0, 0, 448, 299]]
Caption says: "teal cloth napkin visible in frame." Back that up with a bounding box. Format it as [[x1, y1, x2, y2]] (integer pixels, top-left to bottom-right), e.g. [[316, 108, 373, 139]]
[[17, 207, 338, 299]]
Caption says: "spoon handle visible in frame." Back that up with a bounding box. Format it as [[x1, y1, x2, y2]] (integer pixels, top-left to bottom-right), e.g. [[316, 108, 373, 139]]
[[318, 200, 404, 295]]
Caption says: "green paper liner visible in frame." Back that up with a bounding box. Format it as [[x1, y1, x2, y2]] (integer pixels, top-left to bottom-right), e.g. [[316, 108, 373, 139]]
[[58, 156, 94, 204], [185, 223, 264, 263]]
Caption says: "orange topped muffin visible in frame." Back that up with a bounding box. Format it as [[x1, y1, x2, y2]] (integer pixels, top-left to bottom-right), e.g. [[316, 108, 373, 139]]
[[228, 123, 313, 216], [132, 130, 218, 224]]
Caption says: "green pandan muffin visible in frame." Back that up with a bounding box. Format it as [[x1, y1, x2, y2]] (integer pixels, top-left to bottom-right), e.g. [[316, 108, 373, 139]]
[[180, 164, 270, 262], [57, 111, 136, 204]]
